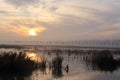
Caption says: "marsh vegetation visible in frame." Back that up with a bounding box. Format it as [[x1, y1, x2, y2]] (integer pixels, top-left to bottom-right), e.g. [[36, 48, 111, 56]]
[[0, 48, 120, 80]]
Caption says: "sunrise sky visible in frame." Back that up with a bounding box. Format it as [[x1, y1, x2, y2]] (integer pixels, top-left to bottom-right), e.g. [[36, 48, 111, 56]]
[[0, 0, 120, 42]]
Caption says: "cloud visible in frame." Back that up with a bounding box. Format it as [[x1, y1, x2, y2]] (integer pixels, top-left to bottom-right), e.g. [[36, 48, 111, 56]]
[[12, 26, 46, 37], [0, 18, 47, 37], [1, 0, 120, 40], [4, 0, 62, 9], [5, 0, 41, 7]]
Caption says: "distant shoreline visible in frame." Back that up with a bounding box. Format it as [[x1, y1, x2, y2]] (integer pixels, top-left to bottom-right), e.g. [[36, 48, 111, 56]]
[[0, 45, 24, 49]]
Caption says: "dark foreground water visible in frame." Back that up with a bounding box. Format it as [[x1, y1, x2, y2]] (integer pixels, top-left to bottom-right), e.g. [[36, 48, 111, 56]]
[[0, 49, 120, 80]]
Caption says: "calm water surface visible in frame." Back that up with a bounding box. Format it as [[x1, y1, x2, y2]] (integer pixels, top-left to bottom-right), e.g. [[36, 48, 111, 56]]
[[0, 48, 120, 80]]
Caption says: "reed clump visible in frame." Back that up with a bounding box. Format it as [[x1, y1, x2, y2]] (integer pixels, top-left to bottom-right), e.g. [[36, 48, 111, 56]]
[[0, 52, 38, 76], [52, 55, 63, 78]]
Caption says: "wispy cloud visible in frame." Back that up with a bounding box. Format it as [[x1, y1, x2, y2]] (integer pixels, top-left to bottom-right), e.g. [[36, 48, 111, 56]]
[[5, 0, 41, 7], [0, 18, 47, 37], [12, 26, 46, 37], [0, 0, 120, 40]]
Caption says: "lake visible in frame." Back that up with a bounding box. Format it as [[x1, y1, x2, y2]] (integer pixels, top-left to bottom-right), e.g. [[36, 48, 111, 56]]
[[0, 48, 120, 80]]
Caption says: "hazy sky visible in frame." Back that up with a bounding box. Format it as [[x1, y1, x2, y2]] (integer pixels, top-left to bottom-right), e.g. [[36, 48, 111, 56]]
[[0, 0, 120, 42]]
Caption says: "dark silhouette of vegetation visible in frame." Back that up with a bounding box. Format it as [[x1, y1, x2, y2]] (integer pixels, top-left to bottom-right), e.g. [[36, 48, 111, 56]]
[[52, 55, 63, 78], [83, 50, 120, 72], [0, 75, 26, 80], [39, 57, 47, 74], [0, 51, 38, 76]]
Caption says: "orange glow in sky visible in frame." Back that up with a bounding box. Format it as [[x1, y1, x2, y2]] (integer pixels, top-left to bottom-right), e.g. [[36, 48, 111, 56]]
[[12, 26, 46, 37]]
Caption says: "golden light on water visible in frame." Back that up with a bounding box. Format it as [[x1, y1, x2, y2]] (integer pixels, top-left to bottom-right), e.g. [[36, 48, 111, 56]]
[[25, 52, 41, 62], [27, 53, 36, 58]]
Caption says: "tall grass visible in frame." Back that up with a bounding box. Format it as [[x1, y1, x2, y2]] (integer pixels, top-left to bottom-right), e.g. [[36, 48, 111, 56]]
[[83, 50, 119, 72], [52, 55, 63, 78], [0, 51, 38, 76]]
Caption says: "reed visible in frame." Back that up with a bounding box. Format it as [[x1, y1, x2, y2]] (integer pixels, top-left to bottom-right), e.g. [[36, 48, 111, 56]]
[[52, 55, 63, 78], [0, 51, 38, 76]]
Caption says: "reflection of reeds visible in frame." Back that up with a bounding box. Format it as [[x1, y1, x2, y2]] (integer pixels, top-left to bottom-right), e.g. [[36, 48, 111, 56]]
[[83, 50, 119, 72], [0, 52, 37, 76], [52, 56, 63, 78], [39, 57, 47, 74]]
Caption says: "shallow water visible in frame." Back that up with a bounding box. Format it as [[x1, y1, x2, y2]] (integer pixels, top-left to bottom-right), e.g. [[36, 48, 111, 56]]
[[0, 49, 120, 80]]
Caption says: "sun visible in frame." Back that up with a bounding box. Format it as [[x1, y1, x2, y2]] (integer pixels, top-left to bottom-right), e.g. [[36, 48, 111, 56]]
[[29, 29, 37, 36]]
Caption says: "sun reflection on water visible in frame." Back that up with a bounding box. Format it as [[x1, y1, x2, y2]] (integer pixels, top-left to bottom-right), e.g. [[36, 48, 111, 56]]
[[25, 52, 41, 62]]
